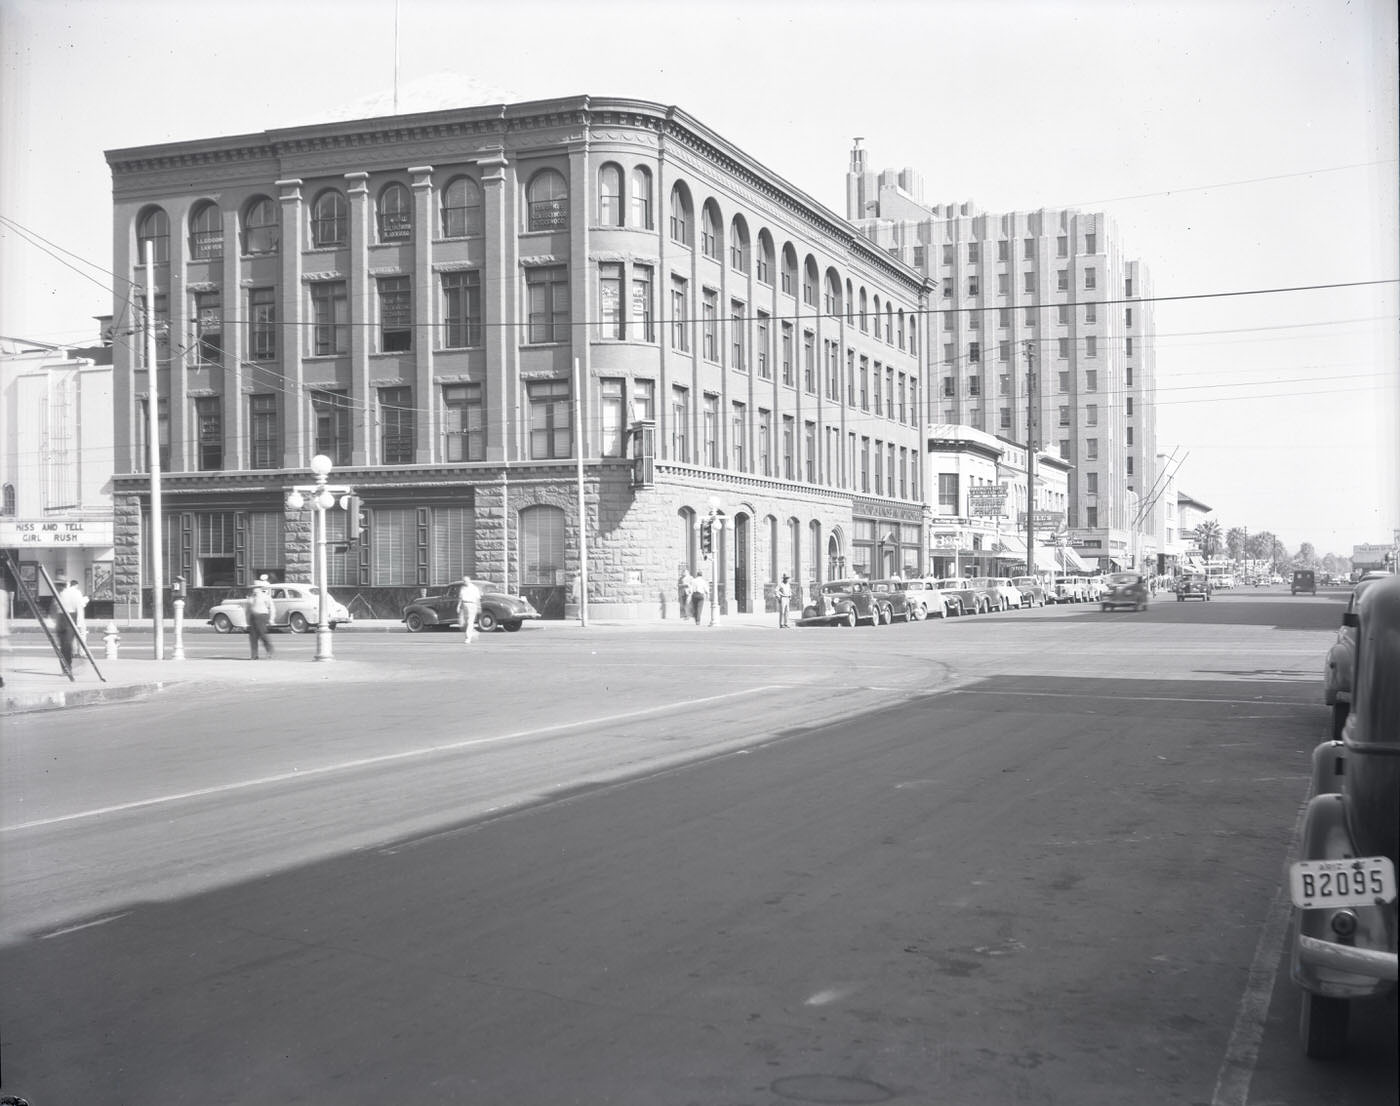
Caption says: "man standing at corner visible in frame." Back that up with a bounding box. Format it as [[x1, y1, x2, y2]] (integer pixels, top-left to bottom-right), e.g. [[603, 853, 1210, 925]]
[[458, 574, 483, 644], [247, 575, 275, 659], [776, 574, 793, 628]]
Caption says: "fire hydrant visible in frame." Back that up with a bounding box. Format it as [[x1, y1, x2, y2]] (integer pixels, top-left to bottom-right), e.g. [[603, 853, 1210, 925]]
[[104, 622, 120, 660]]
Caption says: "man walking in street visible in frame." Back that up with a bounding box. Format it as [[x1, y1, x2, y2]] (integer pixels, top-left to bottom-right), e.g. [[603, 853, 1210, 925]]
[[776, 574, 792, 628], [55, 580, 84, 671], [247, 575, 275, 659], [458, 575, 483, 644]]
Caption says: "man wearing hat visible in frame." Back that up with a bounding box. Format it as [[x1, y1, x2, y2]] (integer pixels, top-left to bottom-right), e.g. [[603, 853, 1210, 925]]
[[247, 574, 275, 659], [457, 574, 483, 644], [775, 574, 793, 629]]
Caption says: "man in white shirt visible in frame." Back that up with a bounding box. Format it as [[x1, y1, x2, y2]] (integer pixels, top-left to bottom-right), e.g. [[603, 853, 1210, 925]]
[[458, 575, 483, 644]]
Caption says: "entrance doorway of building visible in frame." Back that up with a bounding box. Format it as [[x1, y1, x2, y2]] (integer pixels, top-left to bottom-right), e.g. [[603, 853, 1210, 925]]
[[733, 513, 750, 612]]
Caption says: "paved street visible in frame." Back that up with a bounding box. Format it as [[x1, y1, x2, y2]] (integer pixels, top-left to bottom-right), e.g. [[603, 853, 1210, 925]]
[[0, 592, 1394, 1104]]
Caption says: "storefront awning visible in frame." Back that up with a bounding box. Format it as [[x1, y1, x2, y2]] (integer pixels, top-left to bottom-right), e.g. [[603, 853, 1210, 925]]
[[1032, 544, 1091, 573], [991, 534, 1028, 559]]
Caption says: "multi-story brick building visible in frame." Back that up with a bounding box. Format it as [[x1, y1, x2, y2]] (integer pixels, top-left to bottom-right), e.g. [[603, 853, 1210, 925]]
[[846, 142, 1160, 572], [106, 97, 933, 620]]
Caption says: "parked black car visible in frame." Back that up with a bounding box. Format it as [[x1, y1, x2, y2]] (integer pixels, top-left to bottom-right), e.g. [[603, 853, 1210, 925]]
[[797, 580, 886, 627], [1292, 569, 1317, 595]]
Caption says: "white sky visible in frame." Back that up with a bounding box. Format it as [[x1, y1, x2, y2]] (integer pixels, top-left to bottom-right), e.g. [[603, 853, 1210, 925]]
[[2, 0, 1396, 557]]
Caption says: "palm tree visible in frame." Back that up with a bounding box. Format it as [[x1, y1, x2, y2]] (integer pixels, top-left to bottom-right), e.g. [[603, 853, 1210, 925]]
[[1226, 526, 1248, 562], [1195, 519, 1223, 560]]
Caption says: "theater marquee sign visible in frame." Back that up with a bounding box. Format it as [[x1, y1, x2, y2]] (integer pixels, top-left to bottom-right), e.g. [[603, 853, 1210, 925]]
[[0, 518, 114, 547]]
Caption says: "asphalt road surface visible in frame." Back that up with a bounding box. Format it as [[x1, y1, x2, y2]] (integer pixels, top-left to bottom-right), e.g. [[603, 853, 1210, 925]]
[[1, 591, 1394, 1104]]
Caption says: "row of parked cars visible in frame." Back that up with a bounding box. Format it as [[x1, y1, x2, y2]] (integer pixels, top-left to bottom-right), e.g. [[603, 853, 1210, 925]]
[[796, 571, 1152, 627]]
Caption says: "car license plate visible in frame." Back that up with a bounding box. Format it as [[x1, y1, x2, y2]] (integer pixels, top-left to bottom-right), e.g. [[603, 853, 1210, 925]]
[[1290, 856, 1397, 909]]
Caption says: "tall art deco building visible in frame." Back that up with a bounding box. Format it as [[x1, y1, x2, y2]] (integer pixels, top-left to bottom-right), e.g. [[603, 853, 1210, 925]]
[[106, 97, 933, 620], [847, 143, 1160, 572]]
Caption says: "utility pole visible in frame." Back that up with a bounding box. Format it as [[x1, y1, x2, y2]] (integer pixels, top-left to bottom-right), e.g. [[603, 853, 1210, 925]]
[[145, 242, 165, 659], [1024, 340, 1037, 579]]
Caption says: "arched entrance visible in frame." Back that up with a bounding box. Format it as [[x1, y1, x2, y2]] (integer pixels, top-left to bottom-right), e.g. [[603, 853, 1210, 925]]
[[827, 532, 846, 581], [732, 512, 751, 612]]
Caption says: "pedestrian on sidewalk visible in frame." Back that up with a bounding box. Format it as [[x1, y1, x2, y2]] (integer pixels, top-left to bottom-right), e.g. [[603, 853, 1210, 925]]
[[678, 571, 693, 619], [776, 574, 792, 628], [55, 581, 83, 670], [689, 569, 707, 625], [247, 575, 275, 659], [457, 574, 483, 644]]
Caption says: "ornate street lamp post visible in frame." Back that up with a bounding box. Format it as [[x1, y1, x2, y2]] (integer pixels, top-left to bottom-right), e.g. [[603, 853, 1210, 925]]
[[703, 496, 726, 627], [285, 454, 350, 662]]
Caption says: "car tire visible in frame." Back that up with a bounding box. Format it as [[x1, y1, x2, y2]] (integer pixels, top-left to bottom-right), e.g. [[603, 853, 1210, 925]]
[[1300, 992, 1349, 1060], [909, 604, 924, 622], [844, 610, 857, 628], [405, 612, 426, 633], [504, 621, 522, 632], [1331, 701, 1349, 741], [288, 611, 310, 633], [1101, 603, 1109, 612], [477, 611, 498, 633], [211, 612, 233, 634]]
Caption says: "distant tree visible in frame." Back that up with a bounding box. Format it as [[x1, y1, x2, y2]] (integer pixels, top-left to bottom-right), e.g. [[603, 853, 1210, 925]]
[[1226, 526, 1248, 561], [1270, 537, 1290, 570], [1195, 519, 1223, 559], [1297, 541, 1318, 567], [1322, 552, 1339, 574]]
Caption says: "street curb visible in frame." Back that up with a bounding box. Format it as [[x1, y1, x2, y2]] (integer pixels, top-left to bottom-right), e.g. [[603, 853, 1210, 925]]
[[3, 681, 170, 716]]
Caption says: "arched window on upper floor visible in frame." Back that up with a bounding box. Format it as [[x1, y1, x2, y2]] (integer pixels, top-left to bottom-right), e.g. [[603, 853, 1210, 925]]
[[780, 244, 798, 296], [598, 163, 623, 227], [897, 309, 906, 350], [136, 206, 170, 265], [845, 279, 854, 324], [377, 182, 411, 242], [824, 270, 841, 317], [442, 176, 482, 238], [872, 294, 882, 338], [526, 169, 568, 232], [700, 202, 721, 260], [802, 256, 819, 307], [1, 482, 15, 517], [311, 189, 348, 248], [669, 184, 692, 247], [885, 302, 894, 343], [242, 196, 279, 255], [729, 216, 750, 272], [189, 201, 222, 260], [859, 287, 869, 331], [631, 166, 653, 229], [756, 230, 774, 285]]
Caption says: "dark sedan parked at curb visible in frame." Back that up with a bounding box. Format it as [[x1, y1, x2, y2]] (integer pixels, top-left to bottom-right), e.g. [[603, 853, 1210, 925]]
[[1101, 571, 1150, 612], [798, 580, 887, 627], [1011, 576, 1048, 608], [402, 583, 542, 633], [934, 577, 991, 616], [1176, 575, 1212, 602], [871, 580, 922, 622]]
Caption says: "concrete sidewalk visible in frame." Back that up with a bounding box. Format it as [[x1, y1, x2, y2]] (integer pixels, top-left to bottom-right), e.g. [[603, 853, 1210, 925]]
[[0, 611, 785, 715]]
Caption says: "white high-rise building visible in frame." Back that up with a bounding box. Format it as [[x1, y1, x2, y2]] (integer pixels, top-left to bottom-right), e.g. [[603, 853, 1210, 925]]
[[847, 141, 1159, 572]]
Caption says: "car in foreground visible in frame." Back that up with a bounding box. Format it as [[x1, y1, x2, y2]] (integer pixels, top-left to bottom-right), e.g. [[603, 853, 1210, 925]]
[[797, 579, 885, 627], [1011, 576, 1048, 608], [402, 583, 542, 633], [1289, 572, 1399, 1059], [1176, 575, 1212, 602], [209, 582, 353, 634], [1292, 569, 1318, 595], [933, 577, 991, 616], [1100, 571, 1149, 612], [973, 576, 1023, 611]]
